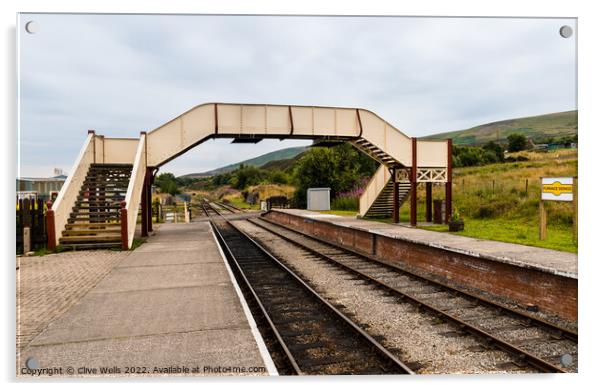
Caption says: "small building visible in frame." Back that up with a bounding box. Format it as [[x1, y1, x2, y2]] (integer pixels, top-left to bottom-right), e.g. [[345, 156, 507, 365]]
[[16, 174, 67, 201], [307, 188, 331, 211], [532, 143, 548, 151]]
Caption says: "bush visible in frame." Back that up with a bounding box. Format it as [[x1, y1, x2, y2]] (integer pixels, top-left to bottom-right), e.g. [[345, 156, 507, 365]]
[[507, 133, 528, 152], [229, 165, 266, 189], [331, 197, 359, 211], [475, 205, 495, 218], [452, 143, 505, 168], [269, 170, 289, 185], [155, 173, 180, 195]]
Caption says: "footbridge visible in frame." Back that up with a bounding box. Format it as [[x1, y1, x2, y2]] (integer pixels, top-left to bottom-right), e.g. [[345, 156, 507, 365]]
[[46, 103, 452, 250]]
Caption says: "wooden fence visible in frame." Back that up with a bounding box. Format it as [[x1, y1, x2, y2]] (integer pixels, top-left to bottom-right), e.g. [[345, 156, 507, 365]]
[[16, 198, 47, 254]]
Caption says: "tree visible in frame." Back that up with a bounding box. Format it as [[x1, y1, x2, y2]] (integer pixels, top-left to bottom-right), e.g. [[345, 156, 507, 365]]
[[212, 172, 232, 187], [229, 164, 265, 189], [482, 141, 504, 162], [154, 173, 180, 195], [507, 133, 528, 152], [269, 170, 289, 185]]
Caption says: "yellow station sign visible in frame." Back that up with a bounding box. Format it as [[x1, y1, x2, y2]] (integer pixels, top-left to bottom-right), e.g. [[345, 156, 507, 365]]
[[541, 177, 574, 202], [542, 182, 573, 196]]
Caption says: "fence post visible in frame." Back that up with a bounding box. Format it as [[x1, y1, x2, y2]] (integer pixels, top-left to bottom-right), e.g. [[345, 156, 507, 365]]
[[120, 201, 128, 250], [23, 227, 31, 254], [539, 179, 547, 241], [46, 200, 56, 251], [525, 179, 529, 196], [573, 177, 578, 243], [410, 138, 417, 227]]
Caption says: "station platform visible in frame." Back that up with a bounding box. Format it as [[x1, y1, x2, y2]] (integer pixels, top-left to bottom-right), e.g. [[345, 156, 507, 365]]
[[18, 222, 276, 377], [264, 209, 578, 323]]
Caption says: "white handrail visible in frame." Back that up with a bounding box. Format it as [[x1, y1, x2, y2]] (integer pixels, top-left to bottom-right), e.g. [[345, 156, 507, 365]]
[[123, 134, 147, 248], [359, 164, 390, 216], [50, 133, 95, 245]]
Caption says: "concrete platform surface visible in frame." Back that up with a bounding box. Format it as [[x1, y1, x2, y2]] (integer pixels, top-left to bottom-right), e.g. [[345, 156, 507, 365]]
[[275, 209, 577, 279], [18, 222, 274, 377]]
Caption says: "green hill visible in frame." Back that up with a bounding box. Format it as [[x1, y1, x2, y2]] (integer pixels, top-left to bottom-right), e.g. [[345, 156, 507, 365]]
[[182, 146, 308, 178], [423, 110, 577, 146], [259, 156, 302, 172]]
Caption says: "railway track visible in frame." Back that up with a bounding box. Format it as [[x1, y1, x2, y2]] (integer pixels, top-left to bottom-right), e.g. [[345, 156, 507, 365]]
[[200, 200, 218, 217], [245, 217, 578, 373], [211, 217, 413, 375], [197, 199, 245, 217], [215, 200, 244, 214]]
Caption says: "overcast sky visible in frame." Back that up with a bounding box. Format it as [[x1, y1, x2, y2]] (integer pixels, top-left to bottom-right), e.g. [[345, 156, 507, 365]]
[[18, 14, 576, 177]]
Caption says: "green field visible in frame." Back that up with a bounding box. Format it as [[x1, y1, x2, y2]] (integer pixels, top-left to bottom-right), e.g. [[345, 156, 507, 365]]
[[420, 217, 576, 253]]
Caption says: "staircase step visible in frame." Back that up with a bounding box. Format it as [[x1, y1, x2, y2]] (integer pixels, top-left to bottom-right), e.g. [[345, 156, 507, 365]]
[[62, 229, 122, 236], [77, 196, 125, 201], [71, 210, 120, 215], [78, 191, 126, 196], [82, 183, 129, 187], [68, 218, 121, 224], [60, 235, 121, 243], [83, 177, 131, 181], [73, 205, 122, 210], [65, 222, 121, 229], [59, 242, 122, 250], [90, 163, 133, 167], [80, 184, 129, 188]]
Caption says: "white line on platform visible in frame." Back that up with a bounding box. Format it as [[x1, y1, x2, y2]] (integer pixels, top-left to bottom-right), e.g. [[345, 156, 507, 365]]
[[210, 224, 279, 376]]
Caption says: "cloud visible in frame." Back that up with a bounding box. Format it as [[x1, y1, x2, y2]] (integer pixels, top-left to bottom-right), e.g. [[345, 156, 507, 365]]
[[18, 14, 576, 176]]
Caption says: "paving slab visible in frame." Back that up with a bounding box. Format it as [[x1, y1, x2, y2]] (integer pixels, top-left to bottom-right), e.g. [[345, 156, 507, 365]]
[[94, 263, 231, 293], [18, 222, 273, 377], [119, 246, 221, 267], [21, 329, 267, 377], [133, 240, 207, 253]]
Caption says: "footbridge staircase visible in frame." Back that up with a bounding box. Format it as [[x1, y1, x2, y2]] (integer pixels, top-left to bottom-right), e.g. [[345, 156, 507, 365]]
[[47, 103, 451, 250]]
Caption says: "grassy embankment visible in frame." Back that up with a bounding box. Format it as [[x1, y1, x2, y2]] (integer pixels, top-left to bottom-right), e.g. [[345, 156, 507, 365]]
[[326, 149, 577, 253]]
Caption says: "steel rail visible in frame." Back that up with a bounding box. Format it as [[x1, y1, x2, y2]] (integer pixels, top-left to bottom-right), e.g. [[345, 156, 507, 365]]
[[211, 217, 414, 375], [212, 220, 302, 375], [214, 201, 241, 214], [199, 202, 211, 217], [206, 201, 234, 215], [250, 217, 574, 373], [200, 199, 222, 217]]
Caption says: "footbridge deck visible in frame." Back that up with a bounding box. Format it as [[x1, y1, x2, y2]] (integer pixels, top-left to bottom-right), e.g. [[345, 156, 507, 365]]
[[47, 103, 452, 250]]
